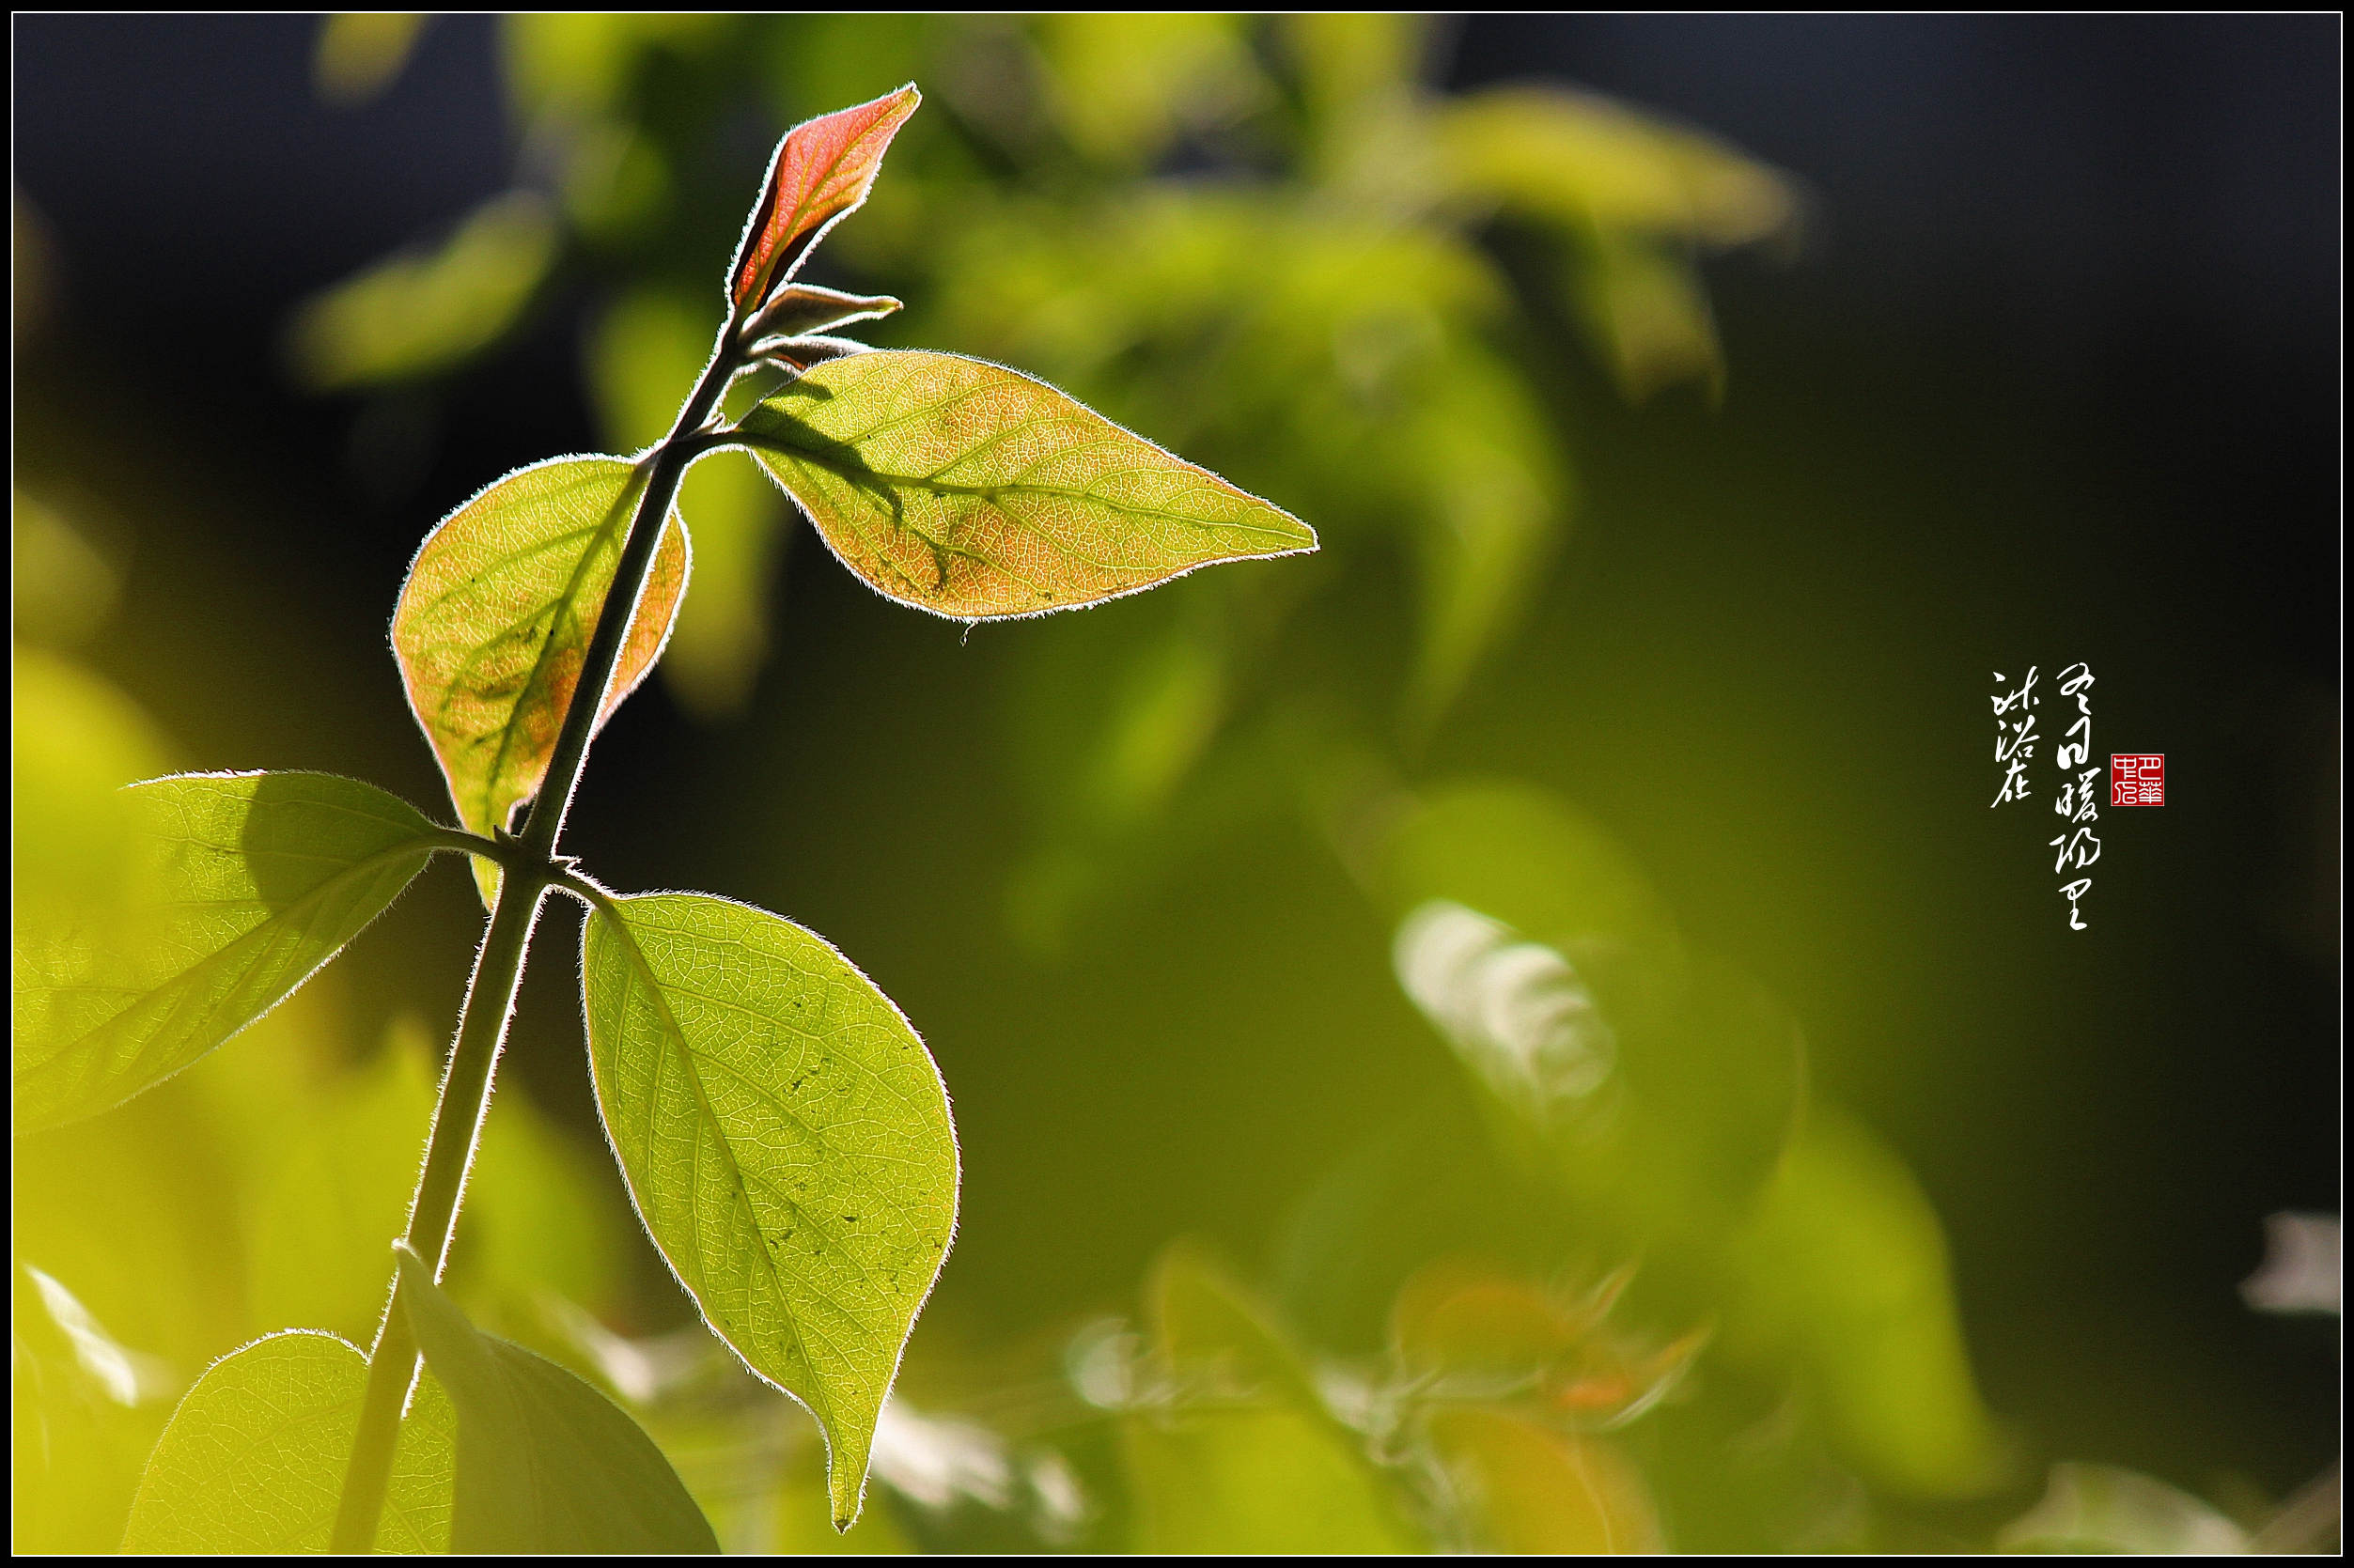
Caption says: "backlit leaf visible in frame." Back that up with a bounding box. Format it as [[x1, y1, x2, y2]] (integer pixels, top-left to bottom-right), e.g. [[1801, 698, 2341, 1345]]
[[313, 13, 428, 106], [13, 770, 440, 1135], [396, 1248, 719, 1554], [580, 892, 958, 1529], [1123, 1405, 1422, 1555], [1573, 229, 1726, 403], [731, 85, 920, 312], [1424, 1406, 1661, 1554], [392, 454, 687, 902], [1151, 1242, 1320, 1409], [1391, 1262, 1582, 1383], [1034, 15, 1266, 166], [1125, 1243, 1422, 1553], [11, 646, 175, 934], [743, 283, 903, 347], [736, 349, 1315, 619], [1724, 1108, 2011, 1498], [242, 1027, 436, 1346], [122, 1330, 455, 1553], [287, 192, 558, 390], [1435, 86, 1794, 246]]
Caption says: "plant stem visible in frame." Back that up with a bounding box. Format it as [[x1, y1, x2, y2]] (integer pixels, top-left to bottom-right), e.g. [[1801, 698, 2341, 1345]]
[[327, 871, 545, 1552], [329, 322, 743, 1552]]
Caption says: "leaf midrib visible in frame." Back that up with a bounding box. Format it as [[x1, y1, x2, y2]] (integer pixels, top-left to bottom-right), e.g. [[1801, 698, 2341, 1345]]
[[591, 908, 845, 1438], [19, 838, 433, 1106]]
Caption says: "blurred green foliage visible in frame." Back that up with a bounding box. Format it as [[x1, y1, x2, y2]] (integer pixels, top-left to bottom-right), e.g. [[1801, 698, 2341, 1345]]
[[14, 13, 2323, 1556]]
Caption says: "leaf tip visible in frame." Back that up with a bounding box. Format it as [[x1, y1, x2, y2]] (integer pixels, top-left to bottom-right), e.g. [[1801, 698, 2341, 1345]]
[[732, 83, 928, 311], [827, 1467, 866, 1534], [1254, 499, 1318, 556]]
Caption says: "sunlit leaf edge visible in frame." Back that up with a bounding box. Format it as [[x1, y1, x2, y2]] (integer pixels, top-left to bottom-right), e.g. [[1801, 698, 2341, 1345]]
[[387, 449, 690, 898], [572, 886, 961, 1530], [727, 349, 1318, 626], [122, 1326, 456, 1555]]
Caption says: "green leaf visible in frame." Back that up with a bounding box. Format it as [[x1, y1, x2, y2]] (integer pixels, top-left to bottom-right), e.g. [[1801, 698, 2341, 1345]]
[[122, 1330, 455, 1554], [579, 892, 958, 1529], [286, 191, 559, 390], [313, 12, 428, 106], [1124, 1244, 1422, 1554], [1151, 1241, 1321, 1410], [1034, 15, 1265, 166], [13, 770, 441, 1135], [1123, 1406, 1422, 1555], [1395, 344, 1566, 728], [242, 1026, 436, 1345], [11, 646, 175, 933], [391, 453, 688, 903], [395, 1246, 720, 1554], [1724, 1108, 2011, 1499], [1567, 228, 1728, 404], [735, 349, 1315, 620], [743, 282, 903, 347], [1435, 86, 1794, 246]]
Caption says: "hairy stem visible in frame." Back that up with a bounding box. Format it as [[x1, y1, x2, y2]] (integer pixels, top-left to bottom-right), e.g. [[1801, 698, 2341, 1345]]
[[328, 869, 546, 1551], [329, 321, 742, 1552], [519, 334, 741, 861]]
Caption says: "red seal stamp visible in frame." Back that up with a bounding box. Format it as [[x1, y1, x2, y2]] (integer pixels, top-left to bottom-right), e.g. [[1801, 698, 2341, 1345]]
[[2110, 753, 2164, 807]]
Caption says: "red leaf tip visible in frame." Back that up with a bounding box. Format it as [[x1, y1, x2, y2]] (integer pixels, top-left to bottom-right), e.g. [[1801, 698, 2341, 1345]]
[[730, 84, 921, 314]]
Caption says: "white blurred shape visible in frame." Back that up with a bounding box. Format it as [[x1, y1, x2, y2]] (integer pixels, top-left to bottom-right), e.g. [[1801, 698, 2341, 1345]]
[[23, 1265, 174, 1406], [871, 1400, 1014, 1512], [2241, 1212, 2341, 1316], [1393, 900, 1617, 1118], [1026, 1451, 1088, 1541], [1066, 1316, 1140, 1410], [539, 1294, 715, 1403], [1999, 1463, 2249, 1554]]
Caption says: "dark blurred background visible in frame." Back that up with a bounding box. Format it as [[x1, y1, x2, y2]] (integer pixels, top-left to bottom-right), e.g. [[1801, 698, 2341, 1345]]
[[14, 12, 2338, 1548]]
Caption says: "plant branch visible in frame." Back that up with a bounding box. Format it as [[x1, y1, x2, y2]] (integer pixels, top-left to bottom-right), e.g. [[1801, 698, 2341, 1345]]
[[330, 318, 745, 1553], [520, 327, 741, 862], [328, 864, 547, 1552]]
